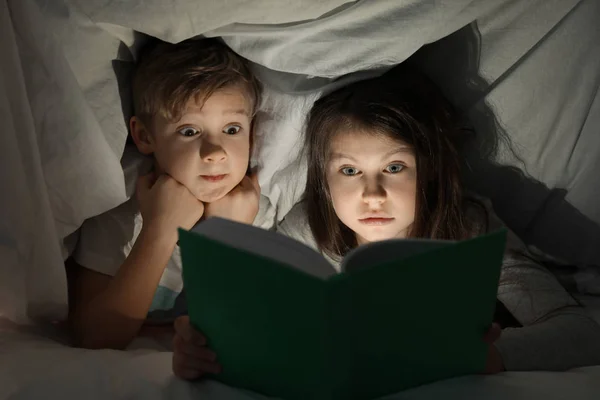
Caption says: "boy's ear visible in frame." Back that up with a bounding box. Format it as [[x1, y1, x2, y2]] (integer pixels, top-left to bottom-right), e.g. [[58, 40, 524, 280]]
[[246, 123, 253, 177], [130, 116, 154, 155], [249, 119, 255, 152]]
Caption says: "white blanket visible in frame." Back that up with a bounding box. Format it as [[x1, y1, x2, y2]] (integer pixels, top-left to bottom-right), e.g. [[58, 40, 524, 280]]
[[1, 0, 600, 397], [2, 0, 600, 323], [2, 318, 600, 400]]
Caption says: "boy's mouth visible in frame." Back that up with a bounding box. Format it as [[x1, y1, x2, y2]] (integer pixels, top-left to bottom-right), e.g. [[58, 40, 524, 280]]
[[200, 174, 228, 182]]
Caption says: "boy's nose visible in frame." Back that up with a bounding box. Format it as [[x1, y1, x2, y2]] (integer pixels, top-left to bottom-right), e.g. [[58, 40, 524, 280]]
[[200, 141, 227, 163]]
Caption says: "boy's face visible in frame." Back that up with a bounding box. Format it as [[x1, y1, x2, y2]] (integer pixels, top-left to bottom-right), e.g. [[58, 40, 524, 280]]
[[133, 88, 252, 203]]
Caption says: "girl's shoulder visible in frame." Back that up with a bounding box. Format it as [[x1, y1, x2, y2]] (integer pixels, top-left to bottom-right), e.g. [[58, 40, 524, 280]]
[[277, 201, 342, 270], [463, 193, 529, 254], [277, 201, 318, 250], [464, 193, 505, 232], [464, 193, 495, 236]]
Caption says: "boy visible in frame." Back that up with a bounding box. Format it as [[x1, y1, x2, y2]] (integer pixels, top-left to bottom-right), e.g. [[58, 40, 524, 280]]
[[69, 38, 262, 351]]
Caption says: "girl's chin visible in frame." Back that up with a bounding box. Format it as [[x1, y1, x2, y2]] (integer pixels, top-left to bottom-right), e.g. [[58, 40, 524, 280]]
[[356, 226, 410, 244], [356, 232, 397, 245]]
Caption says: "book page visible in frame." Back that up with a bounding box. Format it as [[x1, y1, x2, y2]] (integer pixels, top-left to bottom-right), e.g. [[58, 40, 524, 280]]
[[191, 218, 337, 279], [332, 230, 506, 398], [341, 238, 452, 273], [179, 228, 331, 400]]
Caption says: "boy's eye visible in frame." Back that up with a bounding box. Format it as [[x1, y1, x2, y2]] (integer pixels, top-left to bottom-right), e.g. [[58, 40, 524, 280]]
[[223, 125, 242, 135], [340, 167, 360, 176], [385, 163, 404, 174], [178, 127, 199, 137]]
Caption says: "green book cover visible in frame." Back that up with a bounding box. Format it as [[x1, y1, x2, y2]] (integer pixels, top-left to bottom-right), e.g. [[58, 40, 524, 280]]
[[179, 218, 506, 400]]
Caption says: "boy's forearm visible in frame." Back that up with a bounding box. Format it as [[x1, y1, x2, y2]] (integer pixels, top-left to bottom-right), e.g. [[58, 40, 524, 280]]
[[73, 227, 177, 349]]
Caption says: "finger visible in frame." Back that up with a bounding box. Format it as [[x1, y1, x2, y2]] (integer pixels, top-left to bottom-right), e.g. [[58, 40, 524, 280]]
[[249, 172, 260, 193], [181, 358, 222, 374], [174, 316, 207, 345], [172, 355, 206, 380], [239, 173, 260, 194], [482, 323, 499, 344], [136, 171, 156, 196], [154, 173, 174, 187], [173, 351, 221, 375], [173, 365, 205, 381], [173, 334, 217, 362], [139, 324, 175, 338], [483, 322, 502, 344]]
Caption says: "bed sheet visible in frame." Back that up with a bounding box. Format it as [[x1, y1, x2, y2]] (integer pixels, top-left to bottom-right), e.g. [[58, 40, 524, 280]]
[[1, 318, 600, 400], [1, 0, 599, 338]]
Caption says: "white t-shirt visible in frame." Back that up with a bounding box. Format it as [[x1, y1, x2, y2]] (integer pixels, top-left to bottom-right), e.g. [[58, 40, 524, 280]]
[[74, 196, 187, 321], [73, 146, 276, 323]]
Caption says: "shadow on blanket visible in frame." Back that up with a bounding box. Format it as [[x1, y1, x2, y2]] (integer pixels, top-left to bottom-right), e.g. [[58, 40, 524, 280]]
[[410, 22, 600, 273]]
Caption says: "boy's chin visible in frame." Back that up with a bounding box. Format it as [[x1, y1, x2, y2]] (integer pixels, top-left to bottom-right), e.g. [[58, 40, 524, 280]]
[[192, 185, 233, 203]]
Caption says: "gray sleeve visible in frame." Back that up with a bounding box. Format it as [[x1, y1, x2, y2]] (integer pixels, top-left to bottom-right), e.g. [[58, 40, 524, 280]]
[[277, 202, 341, 269], [483, 201, 600, 370], [276, 202, 320, 251], [496, 306, 600, 371]]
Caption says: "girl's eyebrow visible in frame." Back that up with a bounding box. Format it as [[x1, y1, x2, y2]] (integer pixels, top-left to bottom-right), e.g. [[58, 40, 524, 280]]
[[329, 153, 358, 162], [383, 146, 413, 159], [330, 147, 412, 162]]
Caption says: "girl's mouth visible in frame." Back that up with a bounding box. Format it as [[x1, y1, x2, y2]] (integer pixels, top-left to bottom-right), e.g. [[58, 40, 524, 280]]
[[359, 217, 395, 226]]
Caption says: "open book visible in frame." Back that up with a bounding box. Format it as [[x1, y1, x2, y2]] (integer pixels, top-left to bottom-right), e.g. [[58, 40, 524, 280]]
[[180, 218, 506, 400]]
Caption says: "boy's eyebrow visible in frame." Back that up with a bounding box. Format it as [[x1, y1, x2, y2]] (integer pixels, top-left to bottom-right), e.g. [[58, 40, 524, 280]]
[[222, 109, 249, 116], [186, 108, 249, 117]]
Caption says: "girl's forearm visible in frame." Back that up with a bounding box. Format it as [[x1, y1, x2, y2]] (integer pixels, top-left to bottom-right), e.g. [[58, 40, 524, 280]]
[[496, 307, 600, 370]]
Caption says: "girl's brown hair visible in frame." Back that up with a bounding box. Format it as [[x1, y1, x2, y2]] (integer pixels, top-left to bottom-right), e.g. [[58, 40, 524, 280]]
[[305, 64, 474, 260]]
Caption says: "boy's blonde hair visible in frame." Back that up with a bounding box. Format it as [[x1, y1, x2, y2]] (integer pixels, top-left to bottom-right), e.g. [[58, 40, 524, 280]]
[[132, 38, 261, 127]]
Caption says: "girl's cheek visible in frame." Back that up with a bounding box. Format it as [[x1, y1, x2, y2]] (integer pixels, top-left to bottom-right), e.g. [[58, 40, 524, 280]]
[[331, 185, 359, 211], [327, 175, 347, 198]]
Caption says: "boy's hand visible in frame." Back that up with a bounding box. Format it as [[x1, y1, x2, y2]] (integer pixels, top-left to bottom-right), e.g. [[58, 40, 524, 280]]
[[204, 173, 260, 224], [482, 323, 505, 374], [137, 172, 205, 235], [172, 316, 221, 380]]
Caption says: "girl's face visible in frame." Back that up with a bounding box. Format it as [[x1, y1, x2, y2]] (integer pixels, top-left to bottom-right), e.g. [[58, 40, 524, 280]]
[[326, 130, 417, 245]]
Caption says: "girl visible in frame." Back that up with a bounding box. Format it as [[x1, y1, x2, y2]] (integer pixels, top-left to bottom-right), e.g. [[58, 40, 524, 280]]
[[172, 64, 600, 379]]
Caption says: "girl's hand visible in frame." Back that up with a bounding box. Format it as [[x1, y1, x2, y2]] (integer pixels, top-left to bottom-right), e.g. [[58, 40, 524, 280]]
[[204, 174, 260, 224], [482, 322, 505, 374], [172, 316, 221, 380]]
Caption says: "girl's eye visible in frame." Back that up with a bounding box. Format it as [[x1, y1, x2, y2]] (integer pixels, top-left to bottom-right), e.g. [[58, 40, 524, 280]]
[[223, 125, 241, 135], [340, 167, 360, 176], [385, 163, 404, 174], [178, 127, 199, 137]]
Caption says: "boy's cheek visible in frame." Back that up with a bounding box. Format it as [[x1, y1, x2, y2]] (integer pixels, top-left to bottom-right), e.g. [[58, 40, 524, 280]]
[[228, 149, 251, 183]]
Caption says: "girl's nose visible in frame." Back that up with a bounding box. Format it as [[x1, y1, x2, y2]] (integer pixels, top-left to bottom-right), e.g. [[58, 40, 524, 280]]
[[361, 180, 386, 205]]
